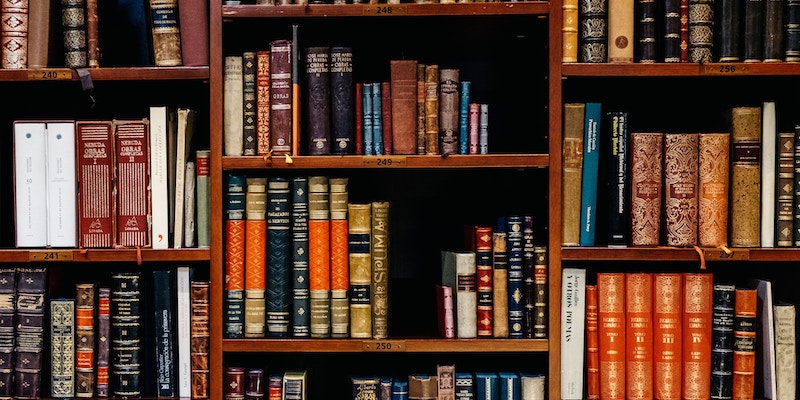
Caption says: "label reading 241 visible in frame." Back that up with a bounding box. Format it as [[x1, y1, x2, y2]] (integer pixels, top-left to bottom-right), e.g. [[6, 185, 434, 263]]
[[363, 5, 407, 15], [29, 250, 73, 261]]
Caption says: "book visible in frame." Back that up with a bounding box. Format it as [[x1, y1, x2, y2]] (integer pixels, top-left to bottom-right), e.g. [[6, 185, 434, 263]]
[[190, 280, 210, 399], [109, 271, 141, 397], [256, 50, 271, 156], [604, 111, 629, 246], [688, 0, 713, 62], [630, 132, 663, 246], [292, 24, 300, 156], [532, 248, 548, 339], [416, 63, 427, 155], [196, 149, 211, 248], [439, 68, 460, 155], [597, 272, 625, 400], [242, 51, 257, 156], [291, 176, 311, 337], [682, 273, 713, 400], [409, 374, 438, 400], [176, 266, 192, 397], [331, 46, 354, 155], [519, 374, 546, 400], [762, 102, 778, 248], [330, 177, 349, 338], [562, 103, 585, 246], [349, 203, 372, 338], [492, 217, 509, 338], [15, 268, 47, 399], [153, 269, 177, 397], [37, 122, 78, 246], [637, 0, 657, 62], [563, 0, 579, 62], [85, 0, 100, 66], [732, 287, 757, 400], [478, 104, 489, 154], [362, 83, 374, 155], [224, 55, 244, 156], [27, 0, 49, 68], [269, 373, 282, 399], [381, 81, 393, 155], [225, 174, 246, 338], [468, 103, 480, 154], [498, 372, 520, 400], [371, 82, 384, 155], [305, 46, 331, 155], [75, 283, 95, 398], [730, 106, 762, 247], [653, 272, 682, 400], [579, 0, 608, 62], [437, 364, 456, 400], [309, 175, 331, 338], [113, 119, 150, 248], [150, 106, 171, 249], [0, 268, 14, 399], [371, 201, 390, 339], [764, 0, 785, 61], [245, 368, 265, 400], [270, 39, 293, 155], [718, 0, 743, 61], [585, 284, 600, 400], [436, 284, 455, 339], [794, 124, 800, 246], [76, 120, 116, 248], [62, 0, 88, 67], [96, 287, 110, 397], [352, 376, 380, 399], [149, 0, 182, 66], [711, 283, 735, 400], [663, 132, 699, 247], [608, 0, 634, 62], [183, 163, 195, 242], [245, 177, 267, 338], [475, 225, 493, 338], [698, 133, 730, 247], [560, 267, 586, 400], [751, 278, 777, 400], [267, 177, 292, 337], [625, 272, 653, 400], [776, 131, 794, 247], [443, 251, 477, 339], [506, 215, 525, 339], [282, 370, 307, 400], [664, 0, 682, 61], [424, 64, 439, 155], [680, 0, 689, 62], [475, 372, 498, 400], [356, 82, 364, 154], [13, 121, 47, 247], [178, 0, 208, 66], [225, 367, 245, 399], [458, 81, 471, 154], [580, 102, 602, 246], [174, 108, 197, 248], [50, 298, 75, 397], [787, 0, 800, 61], [773, 301, 796, 400], [743, 0, 765, 61], [1, 0, 28, 68], [455, 372, 474, 400]]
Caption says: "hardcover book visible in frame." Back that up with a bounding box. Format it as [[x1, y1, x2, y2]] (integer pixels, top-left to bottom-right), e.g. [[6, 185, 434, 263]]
[[625, 273, 653, 400], [563, 0, 579, 62], [352, 376, 380, 399], [190, 280, 210, 399], [663, 132, 699, 247], [478, 104, 489, 154], [390, 59, 418, 155], [348, 203, 372, 338], [562, 103, 585, 246], [698, 133, 730, 247], [50, 298, 75, 397], [424, 64, 439, 155], [436, 284, 455, 339], [174, 108, 197, 248], [751, 278, 777, 400], [761, 101, 777, 247], [329, 177, 349, 338], [96, 287, 110, 397], [356, 82, 364, 155], [492, 217, 509, 338], [15, 268, 47, 400], [242, 51, 257, 156], [1, 0, 28, 68], [744, 0, 765, 61], [292, 176, 311, 337], [636, 0, 656, 62], [176, 266, 192, 397], [763, 0, 785, 61], [773, 301, 796, 400], [579, 0, 608, 62], [245, 177, 267, 338], [443, 251, 476, 338], [476, 225, 493, 338], [331, 46, 354, 155], [521, 219, 534, 339], [586, 284, 600, 400], [787, 0, 800, 61], [309, 176, 331, 338], [506, 215, 525, 338], [459, 81, 470, 154], [730, 106, 762, 247], [76, 120, 116, 248], [256, 50, 271, 155], [381, 81, 393, 155], [710, 283, 735, 400], [282, 370, 307, 400], [0, 268, 15, 399], [532, 245, 548, 339], [416, 63, 426, 155], [113, 118, 150, 248], [560, 268, 586, 400], [455, 372, 474, 400], [267, 177, 292, 337], [520, 374, 546, 400], [75, 283, 96, 398], [245, 368, 264, 400], [604, 111, 628, 246], [150, 106, 171, 249], [437, 364, 456, 400], [225, 174, 246, 338], [371, 82, 384, 155], [46, 123, 76, 237], [732, 287, 757, 400], [149, 0, 182, 66], [469, 103, 480, 154], [371, 201, 390, 339], [688, 0, 714, 62], [580, 102, 602, 246], [61, 0, 88, 67], [607, 0, 634, 62], [498, 372, 520, 400], [196, 150, 211, 248], [653, 273, 682, 400], [177, 0, 208, 66], [27, 0, 48, 68], [776, 131, 794, 247], [305, 46, 331, 155], [270, 39, 293, 155], [718, 0, 743, 61], [184, 164, 197, 246], [630, 132, 663, 246], [439, 68, 460, 155], [664, 0, 682, 61], [794, 124, 800, 246], [682, 273, 713, 400], [153, 270, 177, 397], [598, 272, 625, 400], [109, 271, 141, 397], [13, 121, 47, 247], [224, 55, 244, 156]]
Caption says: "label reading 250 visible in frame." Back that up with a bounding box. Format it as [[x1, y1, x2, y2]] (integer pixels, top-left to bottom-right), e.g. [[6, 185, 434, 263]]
[[362, 340, 406, 352]]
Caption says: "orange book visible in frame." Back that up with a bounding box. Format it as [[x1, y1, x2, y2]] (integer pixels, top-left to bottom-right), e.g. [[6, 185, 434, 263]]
[[653, 273, 683, 400], [626, 273, 653, 400], [598, 272, 626, 400], [586, 284, 600, 400], [682, 273, 713, 400], [732, 288, 757, 400], [309, 175, 331, 338], [244, 177, 267, 338], [330, 218, 349, 336]]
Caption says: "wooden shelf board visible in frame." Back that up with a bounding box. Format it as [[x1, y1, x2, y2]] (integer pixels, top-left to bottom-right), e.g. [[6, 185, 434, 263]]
[[0, 248, 210, 262], [562, 62, 800, 77], [223, 2, 549, 18], [223, 338, 548, 352], [222, 153, 548, 169], [561, 246, 800, 262], [0, 66, 210, 82]]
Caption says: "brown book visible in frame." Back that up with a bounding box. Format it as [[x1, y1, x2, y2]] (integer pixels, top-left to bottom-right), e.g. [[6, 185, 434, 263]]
[[178, 0, 209, 66], [96, 287, 110, 396], [113, 119, 150, 248], [630, 132, 663, 246], [76, 120, 116, 248], [730, 106, 762, 247], [424, 64, 439, 155], [586, 284, 600, 400], [371, 201, 390, 339], [777, 131, 795, 246], [27, 0, 49, 68], [625, 273, 653, 400], [61, 0, 87, 67], [682, 273, 713, 400], [269, 39, 293, 155], [149, 0, 182, 66], [475, 225, 493, 338], [355, 82, 363, 155], [1, 0, 28, 68], [653, 273, 682, 400], [256, 50, 271, 156], [86, 0, 99, 67], [664, 133, 699, 247], [598, 272, 626, 400], [608, 0, 634, 62], [416, 63, 427, 155], [190, 281, 210, 399], [438, 68, 460, 155], [381, 81, 393, 155], [390, 60, 418, 155], [562, 103, 585, 246], [75, 283, 96, 398], [732, 287, 757, 400], [698, 133, 730, 247], [492, 217, 509, 338]]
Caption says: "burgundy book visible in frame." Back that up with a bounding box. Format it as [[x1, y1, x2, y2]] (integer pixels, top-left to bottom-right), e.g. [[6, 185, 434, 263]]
[[663, 133, 698, 247], [355, 82, 363, 155], [76, 121, 116, 248], [270, 39, 293, 155], [178, 0, 209, 66], [381, 81, 393, 155], [113, 119, 151, 248], [629, 132, 663, 246], [305, 46, 331, 156], [390, 60, 418, 155]]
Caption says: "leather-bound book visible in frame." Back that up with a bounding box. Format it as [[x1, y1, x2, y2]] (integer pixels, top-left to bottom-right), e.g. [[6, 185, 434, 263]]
[[653, 273, 682, 400], [225, 367, 245, 399], [152, 270, 176, 397], [0, 268, 14, 399], [331, 47, 354, 155], [682, 273, 713, 400], [50, 298, 75, 397], [586, 284, 600, 400], [506, 215, 524, 339], [270, 39, 293, 155], [717, 0, 742, 61], [476, 225, 493, 338], [244, 177, 267, 338], [521, 219, 534, 339], [579, 0, 608, 62], [381, 81, 392, 155], [597, 272, 626, 400], [563, 0, 579, 62], [96, 287, 110, 397], [794, 125, 800, 247], [439, 68, 460, 155], [562, 103, 585, 247], [256, 50, 271, 155], [605, 111, 629, 246], [76, 121, 116, 248], [355, 82, 363, 154], [75, 283, 97, 398], [663, 0, 682, 61], [242, 51, 257, 156], [308, 176, 331, 338], [680, 0, 689, 61], [2, 0, 28, 69], [371, 201, 390, 339], [348, 203, 372, 339], [329, 177, 349, 338], [267, 177, 292, 337], [786, 0, 800, 61], [688, 0, 714, 62], [113, 119, 150, 248], [86, 0, 98, 67], [61, 0, 87, 67], [149, 0, 182, 66], [190, 281, 210, 399], [178, 0, 208, 66], [625, 273, 653, 400], [305, 46, 331, 155], [732, 288, 757, 400], [607, 0, 634, 62], [492, 217, 509, 338], [764, 0, 785, 61], [630, 132, 663, 246], [744, 0, 765, 61], [424, 64, 439, 155], [711, 283, 735, 400], [27, 0, 48, 68], [416, 63, 426, 155], [291, 176, 310, 337], [637, 0, 657, 62], [390, 59, 418, 155], [224, 55, 243, 156], [109, 271, 142, 398], [459, 81, 470, 154], [729, 106, 762, 247], [532, 245, 548, 339], [698, 133, 730, 247], [225, 174, 246, 338], [776, 131, 794, 247]]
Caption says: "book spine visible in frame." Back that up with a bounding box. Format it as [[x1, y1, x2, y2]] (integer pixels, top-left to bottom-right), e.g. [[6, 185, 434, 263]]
[[475, 225, 494, 338], [153, 270, 176, 397], [630, 132, 663, 246], [381, 81, 393, 155], [506, 215, 524, 339], [329, 177, 350, 338], [292, 176, 311, 337], [777, 131, 795, 247], [266, 177, 291, 337], [664, 133, 699, 247], [176, 266, 192, 397], [149, 0, 182, 66], [744, 0, 765, 61], [498, 372, 520, 400], [718, 0, 743, 61], [606, 111, 629, 245], [586, 284, 600, 400], [522, 218, 535, 339], [653, 273, 683, 400], [761, 101, 777, 247], [732, 288, 757, 400], [331, 47, 354, 155], [763, 0, 785, 61], [787, 0, 800, 61], [1, 0, 28, 68], [492, 217, 509, 338], [76, 121, 116, 248], [196, 150, 211, 248], [711, 283, 735, 400], [225, 367, 245, 399], [475, 372, 499, 400], [110, 271, 142, 398], [607, 0, 634, 62], [663, 0, 682, 61], [305, 46, 331, 155], [371, 82, 384, 155], [533, 246, 548, 339], [416, 63, 427, 155], [149, 107, 169, 249], [424, 64, 439, 155], [190, 281, 210, 399], [438, 365, 456, 400], [0, 268, 15, 399], [389, 59, 418, 155], [282, 371, 307, 399], [439, 68, 460, 155], [598, 272, 625, 400], [682, 273, 713, 400], [15, 269, 47, 400], [96, 287, 110, 397], [436, 284, 455, 338], [114, 119, 150, 248], [348, 203, 372, 338], [469, 103, 480, 154], [698, 133, 731, 247], [625, 273, 653, 400], [459, 81, 470, 154], [362, 83, 374, 155], [183, 160, 196, 247], [773, 303, 796, 400], [352, 376, 380, 399], [562, 103, 585, 246], [580, 102, 601, 246], [245, 177, 267, 338], [225, 174, 246, 338], [270, 39, 293, 155], [246, 368, 265, 400], [356, 82, 364, 155], [13, 121, 47, 247], [455, 373, 474, 400], [50, 298, 75, 397], [560, 268, 586, 400], [478, 104, 489, 154], [62, 0, 88, 67], [173, 108, 196, 249], [75, 283, 96, 398], [309, 176, 331, 338], [688, 0, 713, 62], [45, 121, 77, 247], [637, 0, 656, 62], [256, 50, 271, 155], [224, 55, 244, 156], [580, 0, 608, 62], [730, 106, 762, 247], [371, 201, 390, 339], [563, 0, 579, 62], [177, 0, 208, 66], [794, 124, 800, 246], [680, 0, 689, 61], [242, 51, 258, 156]]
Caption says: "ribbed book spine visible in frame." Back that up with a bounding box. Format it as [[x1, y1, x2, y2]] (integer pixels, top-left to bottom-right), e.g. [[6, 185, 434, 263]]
[[225, 174, 246, 338], [331, 47, 354, 155], [390, 59, 419, 155], [688, 0, 714, 62], [110, 271, 142, 398], [114, 119, 150, 248], [730, 106, 762, 247], [522, 218, 535, 339], [439, 68, 460, 155], [475, 225, 493, 338], [492, 217, 509, 338], [348, 203, 372, 338], [786, 0, 800, 61], [664, 133, 699, 247], [371, 201, 390, 339], [732, 288, 757, 400], [291, 176, 310, 337], [630, 132, 663, 246], [0, 268, 15, 399], [309, 176, 331, 338], [580, 0, 608, 62], [625, 273, 653, 400], [305, 46, 331, 155], [190, 281, 210, 399], [506, 215, 524, 339], [637, 0, 656, 62], [96, 287, 110, 397], [777, 131, 795, 247], [256, 50, 271, 155], [533, 246, 548, 339], [698, 133, 730, 247], [61, 0, 87, 67], [598, 272, 625, 400], [269, 39, 293, 155], [362, 83, 374, 155], [424, 65, 439, 155], [267, 177, 291, 337], [241, 51, 257, 156], [245, 177, 267, 338], [459, 80, 471, 154], [76, 121, 115, 248], [51, 298, 75, 398], [682, 273, 713, 400], [711, 283, 735, 400], [330, 178, 350, 337], [15, 268, 46, 400], [75, 283, 96, 398]]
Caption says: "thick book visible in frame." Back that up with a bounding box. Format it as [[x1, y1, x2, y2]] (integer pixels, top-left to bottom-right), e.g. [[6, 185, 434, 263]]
[[607, 0, 634, 62], [636, 0, 657, 62], [580, 102, 602, 246], [224, 55, 244, 156], [174, 108, 197, 248], [492, 217, 509, 338], [96, 287, 110, 397], [761, 102, 777, 247], [113, 119, 150, 248], [763, 0, 785, 61], [585, 284, 600, 400], [711, 283, 735, 400], [718, 0, 743, 61], [13, 121, 47, 247], [190, 281, 210, 399], [630, 132, 663, 246], [744, 0, 765, 61], [309, 176, 331, 338], [688, 0, 713, 62], [177, 0, 208, 66], [62, 0, 88, 67], [604, 111, 628, 246], [475, 372, 499, 400], [349, 203, 372, 339], [664, 0, 682, 61], [153, 270, 177, 397], [305, 46, 331, 155], [176, 266, 192, 397], [76, 120, 116, 248], [75, 283, 96, 398], [475, 225, 493, 338], [776, 132, 794, 247], [196, 149, 210, 248], [245, 177, 267, 338], [149, 0, 181, 66], [46, 121, 77, 247], [598, 272, 626, 400], [625, 273, 653, 400], [109, 271, 141, 397], [330, 46, 354, 155], [225, 367, 245, 399], [245, 368, 265, 400], [371, 201, 390, 339], [242, 51, 257, 156], [730, 106, 762, 247], [267, 177, 292, 337], [390, 60, 418, 155], [27, 0, 49, 68], [150, 106, 171, 249], [560, 267, 586, 400], [50, 298, 75, 397], [563, 0, 579, 62], [698, 133, 730, 247], [579, 0, 608, 62], [291, 176, 311, 337], [424, 64, 439, 155], [663, 132, 699, 247], [439, 68, 460, 155], [751, 278, 777, 400], [732, 287, 757, 400], [256, 50, 271, 155], [270, 39, 293, 155], [773, 301, 796, 400], [653, 273, 682, 400], [682, 273, 713, 400], [225, 174, 246, 338], [506, 215, 525, 339], [1, 0, 28, 68], [329, 177, 349, 338], [562, 103, 585, 246]]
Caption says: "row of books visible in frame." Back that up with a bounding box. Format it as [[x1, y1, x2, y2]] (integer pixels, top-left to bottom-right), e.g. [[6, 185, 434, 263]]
[[223, 368, 307, 399], [223, 173, 391, 339], [560, 269, 796, 400], [0, 0, 208, 69], [562, 101, 800, 248], [223, 0, 533, 6], [439, 218, 548, 340], [12, 110, 210, 250], [224, 42, 492, 158]]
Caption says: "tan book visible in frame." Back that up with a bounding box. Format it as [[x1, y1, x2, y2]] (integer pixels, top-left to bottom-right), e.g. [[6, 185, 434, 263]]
[[348, 203, 372, 339], [607, 0, 634, 62], [682, 273, 713, 400], [562, 0, 579, 62], [664, 133, 699, 247], [492, 218, 509, 338], [424, 64, 440, 155], [630, 132, 663, 246], [773, 302, 796, 400], [730, 106, 762, 247], [371, 201, 390, 339], [561, 103, 585, 246], [149, 0, 182, 66], [698, 133, 730, 247], [27, 0, 49, 68], [256, 50, 271, 156], [86, 0, 98, 67], [390, 60, 419, 155]]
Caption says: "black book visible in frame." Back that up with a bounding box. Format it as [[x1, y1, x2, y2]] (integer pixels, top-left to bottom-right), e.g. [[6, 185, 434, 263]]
[[152, 270, 177, 397], [711, 283, 735, 400], [243, 51, 258, 155], [110, 271, 142, 398], [764, 0, 786, 61], [330, 46, 355, 155], [305, 46, 332, 155], [717, 0, 743, 61], [580, 0, 608, 62], [15, 267, 46, 400], [637, 0, 658, 62], [664, 0, 683, 61], [744, 0, 765, 61], [786, 0, 800, 61], [605, 111, 629, 246], [0, 268, 15, 399]]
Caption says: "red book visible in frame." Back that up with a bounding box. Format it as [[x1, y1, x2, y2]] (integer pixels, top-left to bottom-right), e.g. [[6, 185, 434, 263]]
[[630, 132, 663, 246], [309, 176, 331, 338], [329, 177, 349, 338], [178, 0, 209, 66], [381, 81, 393, 155], [732, 288, 757, 400], [113, 119, 150, 248], [682, 273, 713, 400], [598, 272, 626, 400], [475, 225, 493, 338], [653, 273, 682, 400], [586, 284, 600, 400], [626, 272, 653, 400], [76, 120, 115, 248], [355, 82, 363, 155]]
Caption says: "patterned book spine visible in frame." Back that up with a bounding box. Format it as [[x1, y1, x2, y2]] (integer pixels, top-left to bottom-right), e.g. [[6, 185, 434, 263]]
[[1, 0, 28, 68], [563, 0, 579, 62], [305, 46, 331, 155], [75, 283, 96, 398], [309, 176, 331, 338], [718, 0, 743, 60], [773, 302, 796, 400], [371, 201, 390, 339], [580, 102, 601, 246], [506, 215, 524, 339], [664, 133, 699, 247], [424, 64, 439, 155], [242, 51, 258, 156], [114, 119, 150, 248], [459, 81, 470, 154], [794, 125, 800, 246], [389, 60, 418, 155], [522, 218, 535, 339], [331, 47, 354, 155], [267, 177, 291, 337], [608, 0, 634, 62], [225, 367, 245, 399], [291, 176, 310, 337], [469, 103, 480, 154], [352, 376, 380, 399], [416, 63, 427, 155], [711, 283, 735, 400], [152, 270, 176, 397], [586, 284, 600, 400], [356, 82, 364, 155], [680, 0, 689, 61], [630, 132, 663, 246], [439, 68, 460, 156], [225, 174, 246, 338], [362, 83, 374, 155], [562, 103, 585, 246], [246, 368, 264, 400], [637, 0, 656, 62], [190, 281, 210, 399], [245, 177, 267, 338], [479, 104, 489, 154], [76, 121, 115, 248], [436, 284, 454, 338], [62, 0, 87, 67], [764, 0, 785, 61], [224, 55, 244, 156], [0, 268, 14, 399], [787, 0, 800, 61], [110, 271, 142, 398], [282, 371, 307, 399], [329, 177, 350, 337], [381, 81, 393, 155], [96, 287, 110, 397], [730, 106, 762, 247], [51, 298, 75, 398], [744, 0, 765, 61], [688, 0, 714, 62], [598, 272, 625, 400], [777, 131, 795, 247], [256, 50, 271, 155], [475, 225, 493, 338], [682, 273, 713, 400], [14, 268, 46, 400], [698, 133, 730, 247], [664, 0, 682, 61], [270, 39, 293, 155], [606, 111, 629, 246], [560, 268, 586, 400], [149, 0, 181, 66], [580, 0, 608, 62], [371, 82, 384, 155], [732, 288, 757, 400], [455, 373, 474, 400], [492, 217, 509, 338], [625, 273, 653, 400], [348, 203, 372, 338], [533, 246, 547, 339]]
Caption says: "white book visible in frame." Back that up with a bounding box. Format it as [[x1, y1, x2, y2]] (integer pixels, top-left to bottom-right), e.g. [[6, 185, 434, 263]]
[[761, 101, 776, 247], [773, 301, 796, 400], [149, 106, 170, 249], [173, 108, 196, 249], [13, 121, 48, 247], [176, 266, 191, 397], [224, 55, 244, 156], [751, 278, 777, 400], [46, 121, 77, 247], [442, 250, 477, 339], [560, 267, 586, 400], [520, 373, 546, 400], [183, 161, 196, 248]]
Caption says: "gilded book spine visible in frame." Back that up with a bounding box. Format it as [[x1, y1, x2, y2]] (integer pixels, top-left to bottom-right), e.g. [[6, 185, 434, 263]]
[[475, 225, 493, 338], [664, 133, 699, 247], [245, 177, 267, 338], [348, 203, 372, 339], [732, 288, 757, 400], [329, 177, 349, 338], [424, 65, 439, 155], [51, 299, 75, 398], [256, 50, 271, 155], [305, 46, 331, 155], [597, 272, 626, 400], [1, 0, 28, 68], [688, 0, 714, 62], [75, 283, 96, 398], [96, 287, 110, 397], [586, 284, 600, 400], [492, 217, 509, 338], [270, 39, 293, 155], [438, 68, 460, 156], [777, 131, 795, 247], [630, 132, 663, 246], [416, 63, 427, 155], [626, 273, 653, 400], [698, 133, 730, 247], [563, 0, 579, 62], [682, 273, 713, 400], [113, 119, 150, 248], [190, 281, 210, 399], [266, 177, 291, 337], [309, 176, 331, 338], [61, 0, 87, 67], [110, 271, 142, 398], [371, 201, 390, 339], [225, 174, 246, 338]]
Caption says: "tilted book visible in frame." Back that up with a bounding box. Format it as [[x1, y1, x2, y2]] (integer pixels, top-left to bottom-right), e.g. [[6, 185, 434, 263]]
[[267, 177, 292, 337], [604, 111, 628, 246], [75, 283, 96, 398], [291, 176, 310, 337], [371, 201, 390, 339], [174, 108, 197, 249], [153, 269, 177, 397], [625, 273, 653, 400], [149, 0, 182, 66], [330, 47, 354, 155], [653, 273, 682, 400], [732, 287, 757, 400], [309, 176, 331, 338], [76, 121, 115, 248], [698, 133, 730, 247], [256, 50, 271, 155], [113, 119, 151, 248], [245, 177, 267, 338], [50, 298, 75, 397], [305, 46, 331, 155], [475, 225, 493, 338], [682, 273, 712, 400], [439, 68, 460, 156], [562, 103, 585, 246], [773, 301, 796, 400], [580, 102, 602, 246], [506, 215, 525, 338], [750, 278, 777, 400], [761, 101, 777, 247], [424, 64, 439, 155], [270, 39, 293, 155], [579, 0, 608, 62], [710, 283, 735, 400], [224, 55, 244, 156], [190, 281, 210, 399], [776, 132, 794, 247], [492, 217, 509, 338], [348, 203, 372, 339], [560, 267, 586, 400], [730, 106, 762, 247], [663, 133, 699, 247], [586, 284, 599, 400], [598, 272, 625, 400], [630, 132, 663, 246], [242, 51, 257, 156], [330, 177, 350, 337], [225, 174, 246, 338], [13, 121, 47, 247]]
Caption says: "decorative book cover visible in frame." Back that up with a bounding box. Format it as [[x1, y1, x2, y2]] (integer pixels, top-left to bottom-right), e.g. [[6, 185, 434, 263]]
[[349, 203, 372, 338], [763, 0, 785, 61], [664, 133, 699, 247], [520, 374, 546, 400], [533, 245, 548, 339], [362, 83, 374, 155], [242, 51, 257, 156], [459, 81, 470, 154], [630, 132, 663, 246], [718, 0, 743, 61], [329, 177, 349, 338], [113, 119, 150, 248], [190, 281, 210, 399], [149, 0, 182, 66], [605, 111, 628, 246], [710, 283, 735, 400], [13, 121, 47, 247], [224, 55, 244, 156], [437, 364, 456, 400], [371, 201, 390, 339], [560, 268, 586, 400], [563, 0, 579, 62], [761, 101, 777, 247], [682, 273, 712, 400], [468, 102, 480, 154], [479, 104, 489, 154], [664, 0, 682, 61], [109, 271, 141, 398], [96, 286, 110, 397], [331, 47, 354, 155], [498, 372, 520, 400], [76, 120, 116, 248], [177, 0, 208, 66], [455, 372, 474, 400], [424, 64, 439, 155], [580, 102, 602, 246], [256, 50, 271, 155], [439, 68, 460, 156], [381, 81, 393, 155], [244, 177, 267, 338], [586, 284, 600, 400], [416, 63, 427, 155], [744, 0, 765, 61], [579, 0, 608, 62], [50, 298, 75, 398], [636, 0, 656, 62], [61, 0, 87, 67], [562, 103, 585, 247], [475, 225, 493, 338], [1, 0, 28, 68], [266, 177, 291, 337], [492, 217, 509, 338], [698, 133, 730, 247], [625, 273, 653, 400], [598, 272, 625, 400], [773, 301, 796, 400], [352, 376, 380, 399], [506, 215, 524, 338], [152, 270, 176, 397], [522, 218, 534, 339], [225, 367, 245, 399], [607, 0, 634, 62], [291, 176, 310, 337], [653, 273, 682, 400], [730, 106, 762, 247], [776, 131, 794, 247], [732, 288, 757, 400], [309, 175, 331, 338], [15, 268, 46, 400], [688, 0, 713, 62], [270, 39, 293, 155], [305, 46, 331, 155], [75, 283, 96, 398], [225, 174, 246, 338]]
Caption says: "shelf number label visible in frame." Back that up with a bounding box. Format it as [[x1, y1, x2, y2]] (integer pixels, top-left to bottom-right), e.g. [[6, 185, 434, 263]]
[[363, 156, 406, 167], [703, 63, 748, 75], [362, 340, 406, 352], [701, 248, 749, 261], [27, 69, 73, 81], [29, 250, 73, 261], [363, 5, 407, 15]]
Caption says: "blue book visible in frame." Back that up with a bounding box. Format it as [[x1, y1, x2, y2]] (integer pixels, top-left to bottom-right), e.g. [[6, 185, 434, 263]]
[[291, 176, 310, 337], [363, 83, 374, 155], [372, 82, 384, 155], [455, 372, 474, 400], [579, 102, 602, 246], [224, 174, 246, 338], [474, 372, 499, 400], [506, 215, 525, 339], [459, 81, 471, 154], [497, 372, 520, 400], [392, 379, 409, 400], [267, 176, 292, 337]]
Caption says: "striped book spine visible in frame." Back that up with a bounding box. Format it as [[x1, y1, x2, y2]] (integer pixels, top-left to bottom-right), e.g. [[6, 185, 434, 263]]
[[492, 217, 509, 338], [309, 176, 331, 338], [329, 177, 350, 337], [291, 176, 310, 337], [267, 177, 291, 337], [225, 174, 246, 338], [113, 119, 150, 247], [245, 177, 267, 338]]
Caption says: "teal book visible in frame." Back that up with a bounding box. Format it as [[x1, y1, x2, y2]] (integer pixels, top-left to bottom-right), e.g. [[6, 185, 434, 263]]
[[459, 81, 471, 154], [363, 83, 374, 155], [579, 102, 602, 246], [371, 82, 384, 155], [475, 372, 499, 400], [498, 372, 520, 400]]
